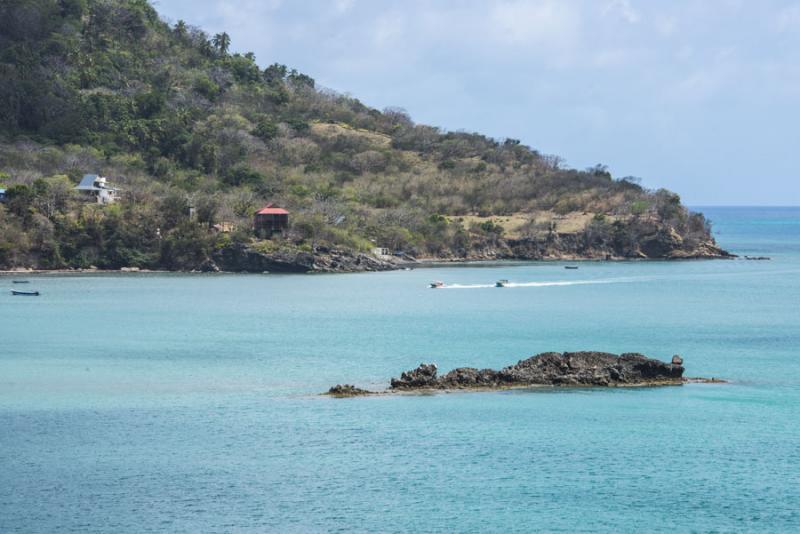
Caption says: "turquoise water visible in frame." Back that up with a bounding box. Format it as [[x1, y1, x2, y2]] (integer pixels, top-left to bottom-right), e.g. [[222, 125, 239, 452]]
[[1, 207, 799, 532]]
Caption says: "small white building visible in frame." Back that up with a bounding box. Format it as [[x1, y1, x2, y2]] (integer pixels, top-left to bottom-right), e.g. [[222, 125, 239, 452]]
[[76, 174, 118, 204], [372, 247, 390, 258]]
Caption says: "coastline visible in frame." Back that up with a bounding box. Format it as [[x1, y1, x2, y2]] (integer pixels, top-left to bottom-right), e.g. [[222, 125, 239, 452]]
[[0, 243, 740, 276], [0, 253, 737, 276]]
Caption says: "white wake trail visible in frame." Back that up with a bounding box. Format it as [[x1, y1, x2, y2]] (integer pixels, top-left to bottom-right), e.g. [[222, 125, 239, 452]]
[[436, 279, 633, 289], [505, 279, 617, 288], [442, 283, 495, 289]]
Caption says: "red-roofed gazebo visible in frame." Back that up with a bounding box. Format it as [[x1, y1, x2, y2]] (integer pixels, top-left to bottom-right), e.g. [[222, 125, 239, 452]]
[[254, 204, 289, 235]]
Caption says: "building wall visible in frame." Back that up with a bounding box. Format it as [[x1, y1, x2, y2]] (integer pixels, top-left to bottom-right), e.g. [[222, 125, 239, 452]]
[[254, 214, 289, 234], [98, 189, 116, 204]]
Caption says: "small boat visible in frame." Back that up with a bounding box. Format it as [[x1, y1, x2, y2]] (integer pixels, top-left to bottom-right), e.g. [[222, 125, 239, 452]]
[[429, 281, 444, 288], [564, 265, 579, 270], [12, 280, 30, 284], [11, 290, 40, 296], [495, 279, 509, 288]]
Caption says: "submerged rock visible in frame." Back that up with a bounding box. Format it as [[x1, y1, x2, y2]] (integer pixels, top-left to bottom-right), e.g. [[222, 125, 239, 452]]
[[389, 351, 685, 390], [327, 384, 374, 397]]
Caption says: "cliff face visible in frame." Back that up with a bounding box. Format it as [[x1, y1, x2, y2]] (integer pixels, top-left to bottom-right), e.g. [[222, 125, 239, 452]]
[[494, 230, 729, 261], [210, 243, 400, 273]]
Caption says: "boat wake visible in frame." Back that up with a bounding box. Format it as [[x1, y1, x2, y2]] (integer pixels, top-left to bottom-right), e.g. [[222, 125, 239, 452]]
[[439, 279, 626, 289], [505, 279, 616, 288]]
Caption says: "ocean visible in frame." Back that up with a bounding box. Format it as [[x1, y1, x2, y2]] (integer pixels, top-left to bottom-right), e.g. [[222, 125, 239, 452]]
[[1, 206, 799, 532]]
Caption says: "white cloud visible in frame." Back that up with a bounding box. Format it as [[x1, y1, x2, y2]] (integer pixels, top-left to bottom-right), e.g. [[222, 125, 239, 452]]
[[371, 11, 406, 47], [332, 0, 355, 14], [668, 47, 739, 103], [603, 0, 640, 24], [775, 5, 800, 32], [654, 14, 678, 37], [488, 1, 581, 48], [591, 47, 646, 68]]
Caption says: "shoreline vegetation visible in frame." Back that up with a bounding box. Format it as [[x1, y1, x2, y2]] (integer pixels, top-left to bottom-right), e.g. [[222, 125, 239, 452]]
[[327, 352, 726, 397], [0, 1, 730, 272]]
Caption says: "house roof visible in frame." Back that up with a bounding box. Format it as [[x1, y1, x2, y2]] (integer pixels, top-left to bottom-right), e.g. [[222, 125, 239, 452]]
[[76, 174, 117, 192], [256, 204, 289, 215], [76, 174, 99, 190]]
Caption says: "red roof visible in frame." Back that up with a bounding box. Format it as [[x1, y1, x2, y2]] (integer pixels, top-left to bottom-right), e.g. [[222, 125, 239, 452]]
[[256, 204, 289, 215]]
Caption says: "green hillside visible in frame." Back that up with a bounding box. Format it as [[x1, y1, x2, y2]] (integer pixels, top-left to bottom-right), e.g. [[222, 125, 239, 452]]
[[0, 0, 727, 271]]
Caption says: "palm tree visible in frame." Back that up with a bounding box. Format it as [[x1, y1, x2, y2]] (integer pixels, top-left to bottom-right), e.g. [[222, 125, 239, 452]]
[[212, 32, 231, 55], [174, 20, 187, 38]]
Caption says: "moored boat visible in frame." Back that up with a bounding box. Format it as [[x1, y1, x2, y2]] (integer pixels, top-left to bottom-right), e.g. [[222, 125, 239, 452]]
[[12, 280, 30, 284], [495, 279, 509, 288], [564, 265, 579, 270], [11, 290, 39, 296], [429, 281, 444, 288]]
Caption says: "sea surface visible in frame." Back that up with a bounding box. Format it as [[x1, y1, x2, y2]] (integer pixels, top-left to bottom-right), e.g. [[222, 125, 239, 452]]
[[1, 206, 799, 533]]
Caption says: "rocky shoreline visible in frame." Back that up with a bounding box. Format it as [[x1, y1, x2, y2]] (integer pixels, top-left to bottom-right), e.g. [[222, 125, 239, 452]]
[[1, 236, 734, 275], [428, 231, 733, 263], [327, 351, 725, 396], [207, 232, 733, 273]]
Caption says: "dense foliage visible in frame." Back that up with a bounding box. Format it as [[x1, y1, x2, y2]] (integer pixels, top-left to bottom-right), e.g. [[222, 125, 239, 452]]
[[0, 0, 715, 269]]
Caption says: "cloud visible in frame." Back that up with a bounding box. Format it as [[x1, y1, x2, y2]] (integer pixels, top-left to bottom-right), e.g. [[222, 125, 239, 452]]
[[488, 1, 581, 48], [370, 11, 406, 47], [591, 47, 646, 68], [603, 0, 640, 24], [775, 4, 800, 32], [333, 0, 355, 13], [654, 14, 678, 37]]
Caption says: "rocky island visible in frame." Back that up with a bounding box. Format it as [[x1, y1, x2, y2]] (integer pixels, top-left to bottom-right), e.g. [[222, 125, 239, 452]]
[[327, 351, 723, 396]]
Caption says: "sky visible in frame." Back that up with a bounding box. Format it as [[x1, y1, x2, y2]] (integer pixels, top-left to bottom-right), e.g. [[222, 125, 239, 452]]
[[155, 0, 800, 205]]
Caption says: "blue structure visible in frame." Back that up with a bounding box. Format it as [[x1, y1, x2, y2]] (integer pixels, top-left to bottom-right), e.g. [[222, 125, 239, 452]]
[[0, 188, 6, 203]]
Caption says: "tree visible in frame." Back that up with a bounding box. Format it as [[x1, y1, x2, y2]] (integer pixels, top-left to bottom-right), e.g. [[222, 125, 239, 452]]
[[587, 164, 611, 178], [59, 0, 87, 18], [264, 63, 287, 85], [173, 20, 187, 38], [382, 107, 413, 129], [287, 69, 315, 89], [212, 32, 231, 55], [252, 119, 278, 141], [33, 175, 74, 218]]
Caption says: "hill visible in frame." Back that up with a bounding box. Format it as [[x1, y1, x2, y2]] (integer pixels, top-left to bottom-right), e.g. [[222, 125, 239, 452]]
[[0, 0, 729, 272]]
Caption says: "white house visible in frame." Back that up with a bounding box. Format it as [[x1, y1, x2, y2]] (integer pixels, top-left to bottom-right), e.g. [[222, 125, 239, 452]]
[[76, 174, 118, 204]]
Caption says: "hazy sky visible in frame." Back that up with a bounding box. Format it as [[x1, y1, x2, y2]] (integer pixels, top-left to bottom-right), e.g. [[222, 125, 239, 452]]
[[155, 0, 800, 205]]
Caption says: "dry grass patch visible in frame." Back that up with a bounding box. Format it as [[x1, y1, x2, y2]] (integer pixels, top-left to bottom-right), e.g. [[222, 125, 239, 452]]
[[310, 122, 392, 148], [457, 211, 625, 238]]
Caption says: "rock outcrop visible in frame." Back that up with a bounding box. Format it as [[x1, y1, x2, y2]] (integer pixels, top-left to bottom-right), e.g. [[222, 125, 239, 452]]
[[213, 243, 315, 273], [444, 223, 734, 262], [212, 243, 404, 273], [389, 351, 685, 390], [327, 384, 375, 397]]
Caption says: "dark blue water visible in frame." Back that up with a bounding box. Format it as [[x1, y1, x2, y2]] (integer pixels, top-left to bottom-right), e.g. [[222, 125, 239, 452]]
[[1, 207, 799, 532]]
